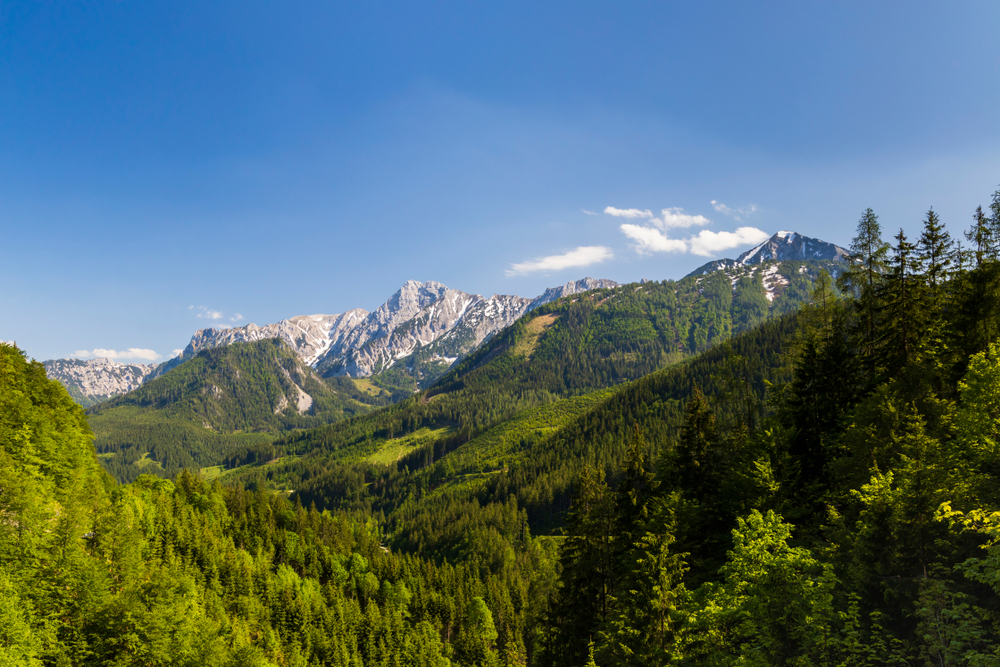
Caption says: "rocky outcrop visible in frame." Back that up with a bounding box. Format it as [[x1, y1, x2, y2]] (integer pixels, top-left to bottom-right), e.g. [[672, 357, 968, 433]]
[[43, 358, 157, 407]]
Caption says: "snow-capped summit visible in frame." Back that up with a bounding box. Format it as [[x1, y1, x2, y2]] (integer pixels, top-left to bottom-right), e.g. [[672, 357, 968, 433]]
[[687, 231, 849, 277], [736, 231, 849, 266]]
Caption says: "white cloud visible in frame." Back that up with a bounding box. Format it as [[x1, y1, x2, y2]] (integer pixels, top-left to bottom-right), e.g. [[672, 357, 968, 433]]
[[657, 208, 711, 229], [231, 313, 244, 322], [73, 348, 162, 361], [711, 200, 758, 221], [620, 224, 689, 254], [172, 349, 184, 357], [506, 246, 614, 276], [604, 206, 653, 219], [687, 227, 770, 256], [581, 209, 599, 216]]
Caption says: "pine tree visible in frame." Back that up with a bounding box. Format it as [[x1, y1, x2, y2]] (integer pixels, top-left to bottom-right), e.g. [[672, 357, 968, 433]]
[[966, 206, 993, 268], [877, 227, 925, 375], [956, 205, 1000, 358], [544, 467, 614, 667], [673, 388, 720, 505], [611, 425, 655, 564], [838, 208, 891, 367], [917, 207, 953, 289]]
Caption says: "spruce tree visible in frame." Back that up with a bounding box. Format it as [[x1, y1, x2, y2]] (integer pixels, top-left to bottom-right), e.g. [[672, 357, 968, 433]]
[[838, 208, 891, 368], [878, 227, 924, 375], [917, 207, 953, 289], [965, 206, 993, 268], [544, 467, 614, 667], [673, 388, 720, 505]]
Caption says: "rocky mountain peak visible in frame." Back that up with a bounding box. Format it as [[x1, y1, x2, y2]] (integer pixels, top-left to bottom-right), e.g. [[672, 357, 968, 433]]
[[736, 231, 849, 265], [371, 281, 457, 337], [686, 231, 848, 278]]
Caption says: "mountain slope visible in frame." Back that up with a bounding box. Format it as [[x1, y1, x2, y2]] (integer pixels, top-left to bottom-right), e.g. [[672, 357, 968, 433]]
[[88, 338, 388, 482], [219, 270, 816, 497]]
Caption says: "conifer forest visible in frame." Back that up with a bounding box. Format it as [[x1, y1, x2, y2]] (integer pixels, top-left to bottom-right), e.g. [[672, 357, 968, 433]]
[[11, 187, 1000, 665]]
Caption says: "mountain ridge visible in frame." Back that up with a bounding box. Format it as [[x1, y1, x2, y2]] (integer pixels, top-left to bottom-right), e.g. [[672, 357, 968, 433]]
[[46, 277, 619, 405], [42, 357, 158, 408]]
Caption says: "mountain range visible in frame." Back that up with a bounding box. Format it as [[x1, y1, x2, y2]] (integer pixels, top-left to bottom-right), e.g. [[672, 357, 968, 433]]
[[45, 277, 618, 407], [43, 231, 848, 407]]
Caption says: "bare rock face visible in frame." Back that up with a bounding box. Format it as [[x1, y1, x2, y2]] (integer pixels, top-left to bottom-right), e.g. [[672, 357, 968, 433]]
[[180, 309, 369, 366], [43, 358, 157, 407], [527, 277, 621, 311], [316, 288, 536, 378]]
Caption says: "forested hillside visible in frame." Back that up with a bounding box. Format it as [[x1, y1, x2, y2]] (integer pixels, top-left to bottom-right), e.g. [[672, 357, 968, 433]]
[[0, 342, 552, 666], [217, 260, 827, 494], [540, 201, 1000, 664], [88, 339, 389, 483]]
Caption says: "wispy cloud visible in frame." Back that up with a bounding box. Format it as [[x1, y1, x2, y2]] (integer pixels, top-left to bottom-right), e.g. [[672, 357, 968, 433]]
[[687, 227, 770, 256], [620, 224, 688, 254], [196, 307, 223, 320], [658, 208, 711, 229], [711, 200, 758, 221], [581, 209, 599, 216], [73, 348, 162, 361], [231, 313, 244, 322], [172, 349, 184, 357], [506, 246, 614, 276], [604, 206, 653, 219]]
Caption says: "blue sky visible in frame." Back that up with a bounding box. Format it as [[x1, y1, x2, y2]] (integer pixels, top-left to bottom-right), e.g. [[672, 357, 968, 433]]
[[3, 1, 1000, 362]]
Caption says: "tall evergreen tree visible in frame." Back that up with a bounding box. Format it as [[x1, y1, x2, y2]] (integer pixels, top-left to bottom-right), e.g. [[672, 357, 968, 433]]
[[672, 388, 720, 506], [989, 186, 1000, 247], [612, 426, 655, 565], [917, 207, 953, 289], [966, 205, 993, 268], [543, 467, 615, 667], [878, 227, 925, 375], [955, 205, 1000, 359], [839, 208, 892, 297], [838, 208, 891, 368]]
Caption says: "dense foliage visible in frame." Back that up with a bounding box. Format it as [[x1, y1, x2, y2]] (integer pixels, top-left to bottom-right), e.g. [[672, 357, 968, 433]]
[[1, 343, 553, 666]]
